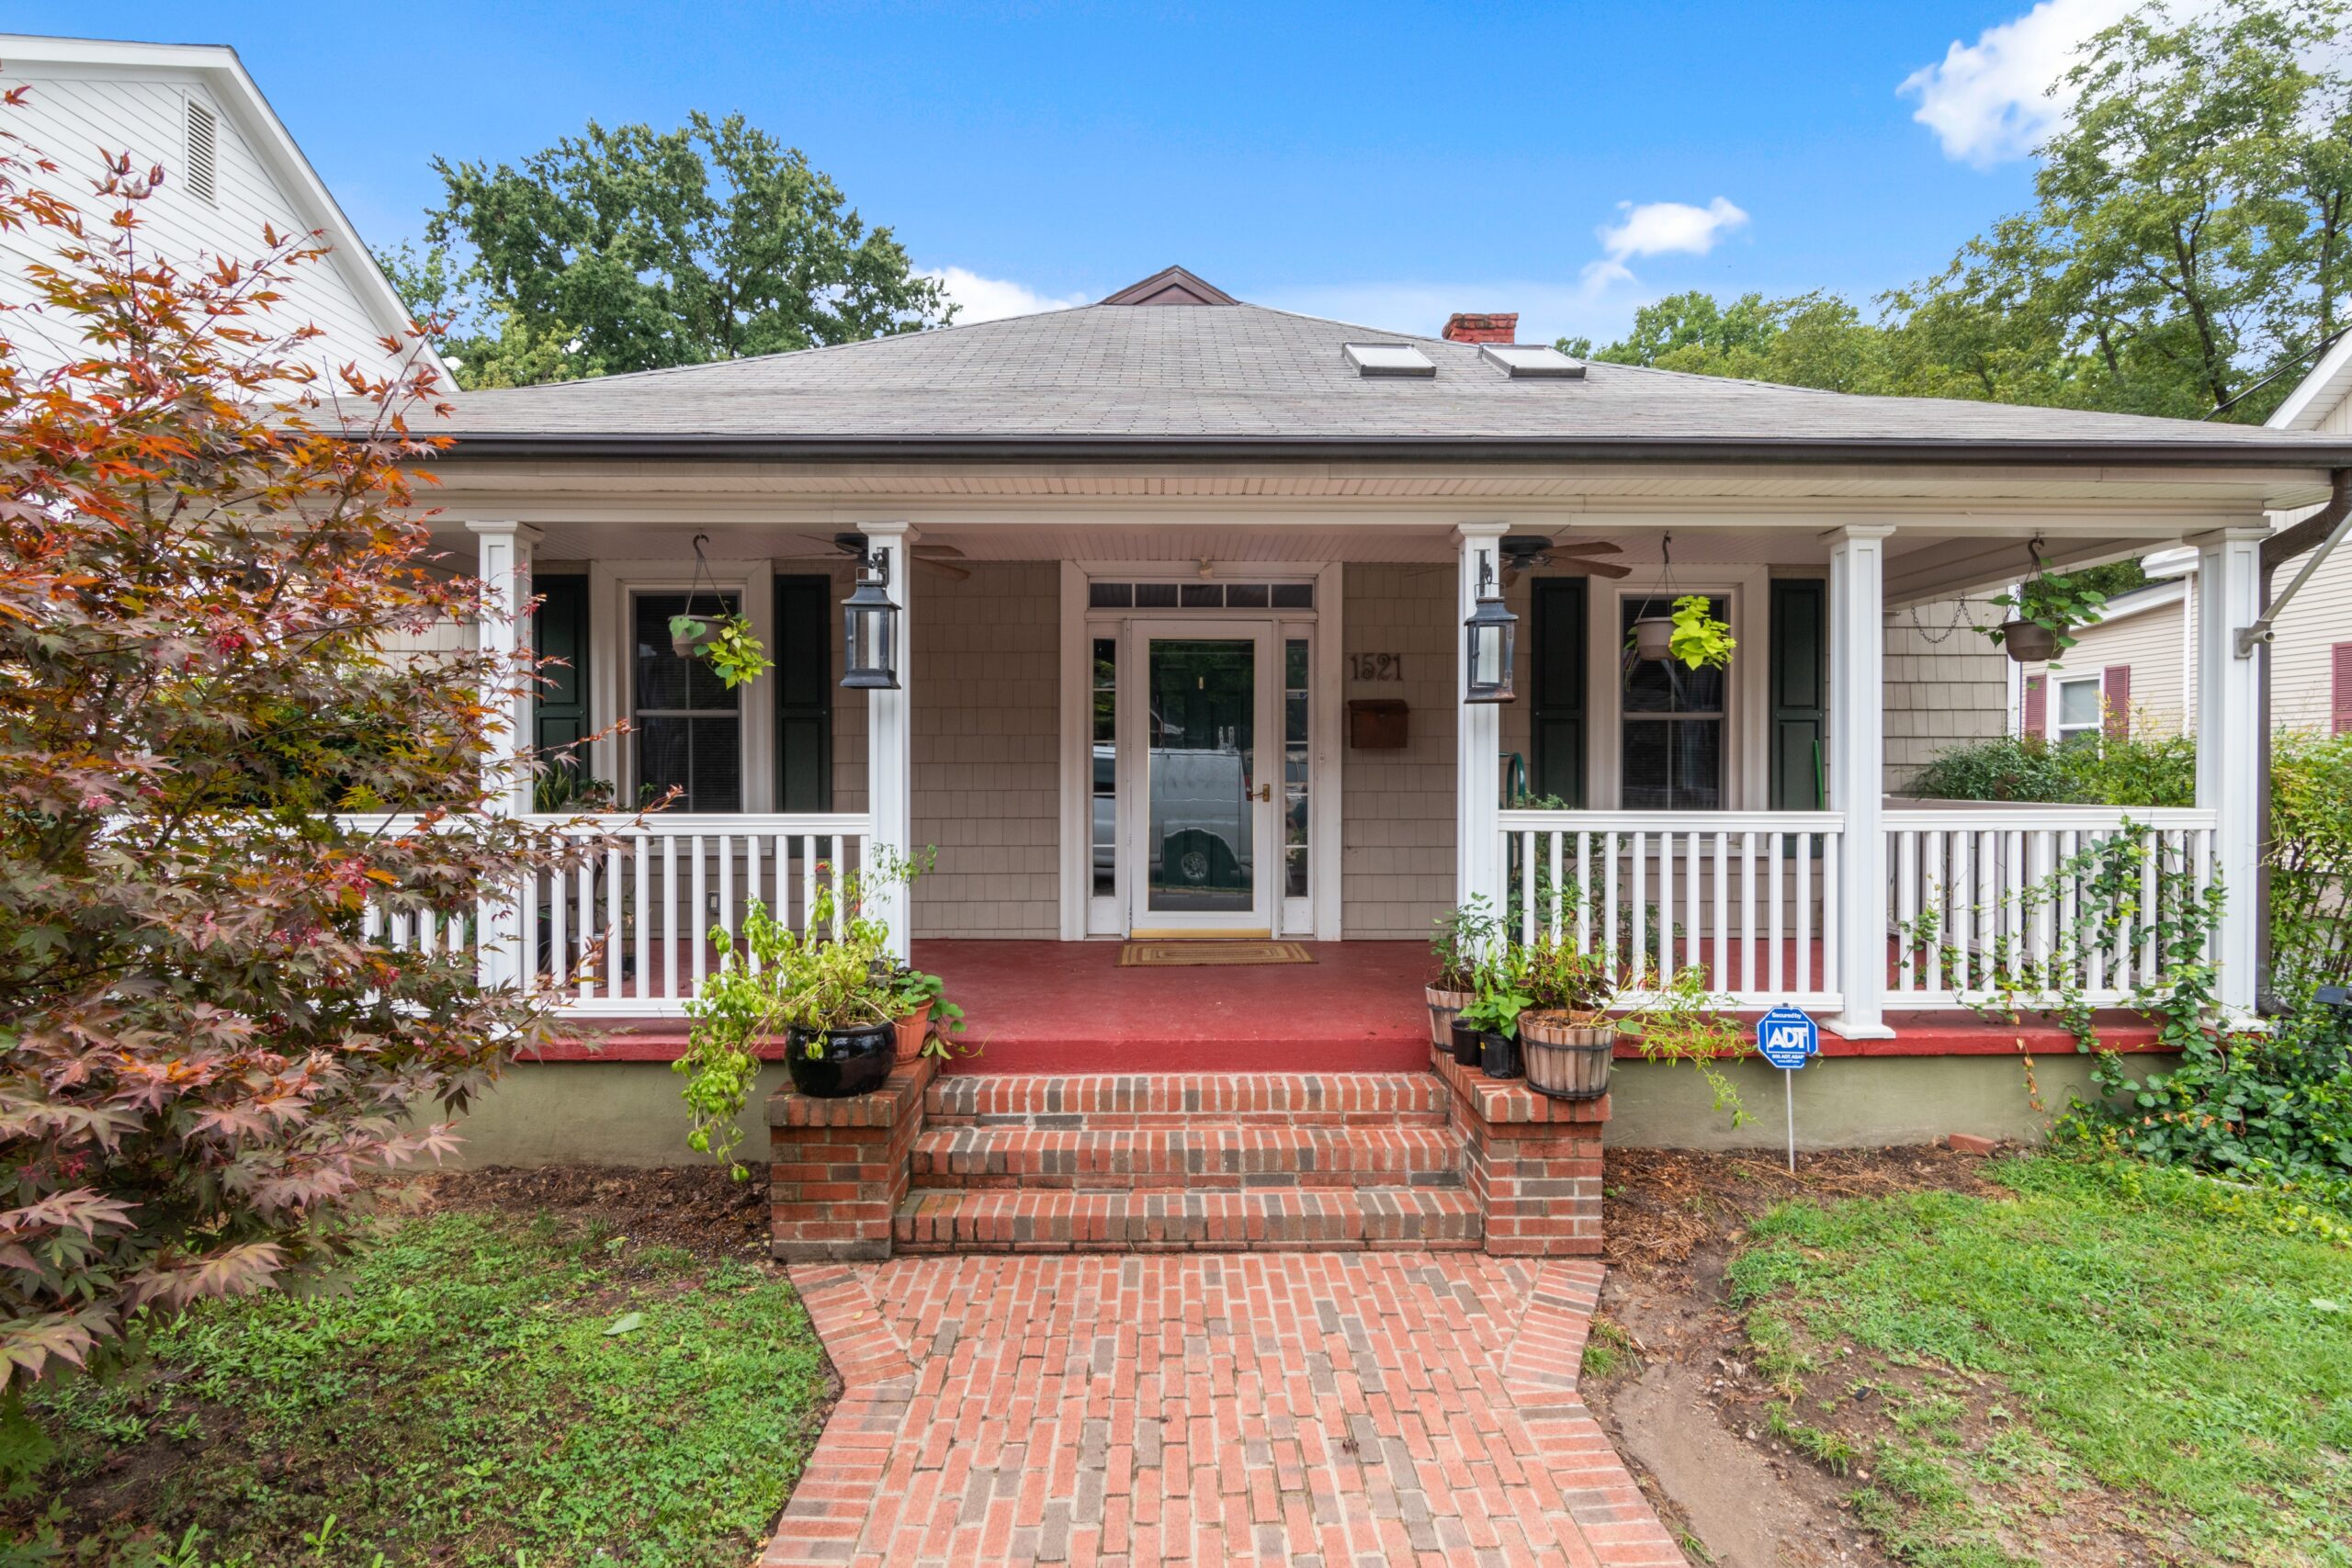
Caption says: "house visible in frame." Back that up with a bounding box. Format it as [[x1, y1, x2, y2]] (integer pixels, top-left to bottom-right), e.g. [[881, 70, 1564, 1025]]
[[380, 265, 2350, 1257], [2011, 332, 2352, 740], [0, 34, 436, 384]]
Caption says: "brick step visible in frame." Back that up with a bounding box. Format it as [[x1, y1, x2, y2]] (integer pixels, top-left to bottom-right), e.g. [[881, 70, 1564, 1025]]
[[923, 1071, 1450, 1128], [910, 1124, 1464, 1191], [893, 1186, 1484, 1253]]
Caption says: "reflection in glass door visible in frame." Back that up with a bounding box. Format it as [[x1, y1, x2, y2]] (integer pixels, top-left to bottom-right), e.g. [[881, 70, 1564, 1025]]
[[1147, 637, 1257, 914]]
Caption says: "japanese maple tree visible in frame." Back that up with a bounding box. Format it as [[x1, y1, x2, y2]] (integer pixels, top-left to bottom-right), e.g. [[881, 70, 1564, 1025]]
[[0, 94, 602, 1388]]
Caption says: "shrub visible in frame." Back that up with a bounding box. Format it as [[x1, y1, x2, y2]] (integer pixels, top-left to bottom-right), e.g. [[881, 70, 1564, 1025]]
[[1904, 729, 2193, 807], [2270, 729, 2352, 998], [0, 105, 600, 1386]]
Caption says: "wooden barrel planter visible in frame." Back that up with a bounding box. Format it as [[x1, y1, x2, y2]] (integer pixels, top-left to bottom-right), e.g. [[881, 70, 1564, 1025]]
[[1425, 985, 1474, 1051], [1518, 1013, 1615, 1101]]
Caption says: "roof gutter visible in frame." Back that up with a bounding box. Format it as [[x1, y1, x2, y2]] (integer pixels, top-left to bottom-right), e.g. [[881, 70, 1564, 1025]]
[[431, 431, 2352, 468]]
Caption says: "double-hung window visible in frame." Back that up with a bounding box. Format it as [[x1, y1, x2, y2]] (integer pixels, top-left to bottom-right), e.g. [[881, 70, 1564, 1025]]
[[1620, 596, 1726, 811], [632, 591, 742, 811], [2052, 674, 2102, 749]]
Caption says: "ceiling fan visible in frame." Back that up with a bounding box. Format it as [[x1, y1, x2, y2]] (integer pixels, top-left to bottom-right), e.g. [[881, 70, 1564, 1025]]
[[1411, 534, 1629, 584], [783, 531, 974, 581]]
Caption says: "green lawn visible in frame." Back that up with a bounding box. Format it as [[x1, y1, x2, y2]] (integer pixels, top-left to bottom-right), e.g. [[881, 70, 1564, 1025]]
[[13, 1208, 831, 1568], [1728, 1156, 2352, 1568]]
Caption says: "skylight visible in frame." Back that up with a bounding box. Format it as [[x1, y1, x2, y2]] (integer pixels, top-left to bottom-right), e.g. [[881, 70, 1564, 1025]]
[[1343, 343, 1436, 378], [1481, 344, 1586, 379]]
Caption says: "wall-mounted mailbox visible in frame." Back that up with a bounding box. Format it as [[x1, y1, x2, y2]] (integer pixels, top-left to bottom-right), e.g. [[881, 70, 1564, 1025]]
[[1348, 698, 1409, 750]]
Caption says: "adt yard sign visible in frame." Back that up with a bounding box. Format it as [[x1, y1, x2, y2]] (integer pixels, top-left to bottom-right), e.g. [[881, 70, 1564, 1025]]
[[1757, 1006, 1819, 1172], [1756, 1007, 1818, 1070]]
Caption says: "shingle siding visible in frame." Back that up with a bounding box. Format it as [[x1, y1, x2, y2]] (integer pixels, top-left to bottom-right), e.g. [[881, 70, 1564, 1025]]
[[1341, 564, 1456, 940], [1883, 597, 2012, 792]]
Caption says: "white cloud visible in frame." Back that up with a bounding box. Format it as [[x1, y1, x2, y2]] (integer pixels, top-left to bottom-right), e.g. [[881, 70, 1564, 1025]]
[[922, 265, 1089, 323], [1596, 197, 1750, 262], [1900, 0, 2137, 165]]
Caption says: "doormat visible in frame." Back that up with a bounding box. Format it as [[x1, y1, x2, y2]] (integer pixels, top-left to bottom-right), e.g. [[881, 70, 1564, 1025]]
[[1118, 941, 1315, 968]]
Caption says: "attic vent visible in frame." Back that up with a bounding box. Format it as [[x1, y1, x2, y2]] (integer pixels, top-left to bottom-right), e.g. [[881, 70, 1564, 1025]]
[[1481, 344, 1586, 379], [184, 98, 218, 205], [1342, 343, 1434, 378]]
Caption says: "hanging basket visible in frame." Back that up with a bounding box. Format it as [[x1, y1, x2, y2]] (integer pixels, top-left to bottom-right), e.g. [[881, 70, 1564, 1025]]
[[1999, 619, 2060, 663], [671, 615, 719, 658], [1631, 616, 1675, 661], [1518, 1014, 1616, 1101]]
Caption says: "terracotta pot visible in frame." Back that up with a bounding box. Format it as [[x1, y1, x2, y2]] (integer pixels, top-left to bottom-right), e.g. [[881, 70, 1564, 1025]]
[[1631, 616, 1675, 661], [1519, 1012, 1616, 1101], [1425, 985, 1473, 1051], [893, 1002, 934, 1064], [1999, 618, 2059, 663]]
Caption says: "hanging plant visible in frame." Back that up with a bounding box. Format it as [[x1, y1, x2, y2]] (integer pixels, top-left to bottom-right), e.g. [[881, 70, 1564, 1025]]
[[1667, 595, 1735, 671], [1986, 537, 2107, 664], [669, 534, 771, 687]]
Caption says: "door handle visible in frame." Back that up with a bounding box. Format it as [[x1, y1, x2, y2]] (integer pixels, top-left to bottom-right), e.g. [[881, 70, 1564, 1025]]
[[1253, 783, 1272, 803]]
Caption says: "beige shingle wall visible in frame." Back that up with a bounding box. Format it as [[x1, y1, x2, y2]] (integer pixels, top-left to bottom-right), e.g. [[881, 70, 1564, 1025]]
[[1885, 596, 2011, 792], [903, 561, 1060, 938], [1342, 564, 1458, 939]]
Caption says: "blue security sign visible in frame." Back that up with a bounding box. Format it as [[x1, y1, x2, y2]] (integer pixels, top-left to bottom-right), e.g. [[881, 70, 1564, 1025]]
[[1756, 1007, 1819, 1070]]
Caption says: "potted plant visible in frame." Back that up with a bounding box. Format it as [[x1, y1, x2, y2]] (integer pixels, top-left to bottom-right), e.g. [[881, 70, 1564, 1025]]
[[887, 964, 966, 1064], [1626, 594, 1736, 671], [1456, 946, 1532, 1079], [1516, 938, 1620, 1100], [670, 608, 772, 687], [1428, 897, 1496, 1052], [1988, 570, 2106, 665]]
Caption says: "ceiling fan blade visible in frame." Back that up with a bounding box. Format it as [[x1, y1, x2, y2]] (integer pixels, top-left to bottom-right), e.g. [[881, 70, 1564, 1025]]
[[916, 556, 972, 581], [1500, 563, 1521, 590], [1578, 559, 1634, 579], [1544, 538, 1624, 555], [910, 543, 967, 558]]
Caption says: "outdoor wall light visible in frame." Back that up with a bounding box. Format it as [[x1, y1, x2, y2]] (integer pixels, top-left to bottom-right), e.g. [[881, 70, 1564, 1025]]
[[841, 545, 899, 691], [1463, 555, 1518, 704]]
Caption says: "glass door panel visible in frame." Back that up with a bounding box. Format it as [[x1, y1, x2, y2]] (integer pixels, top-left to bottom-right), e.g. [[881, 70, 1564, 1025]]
[[1146, 637, 1257, 914]]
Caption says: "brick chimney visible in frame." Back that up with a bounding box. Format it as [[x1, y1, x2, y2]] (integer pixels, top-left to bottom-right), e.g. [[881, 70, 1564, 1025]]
[[1442, 311, 1518, 344]]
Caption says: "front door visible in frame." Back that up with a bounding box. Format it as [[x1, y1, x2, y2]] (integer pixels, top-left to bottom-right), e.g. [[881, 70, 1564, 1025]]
[[1123, 621, 1281, 937]]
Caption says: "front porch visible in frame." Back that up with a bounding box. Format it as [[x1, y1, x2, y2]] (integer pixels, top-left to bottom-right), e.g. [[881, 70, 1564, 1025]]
[[428, 510, 2265, 1055]]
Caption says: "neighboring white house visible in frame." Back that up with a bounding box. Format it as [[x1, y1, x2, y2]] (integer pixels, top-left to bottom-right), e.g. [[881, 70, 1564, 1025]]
[[0, 34, 436, 384], [2012, 333, 2352, 740]]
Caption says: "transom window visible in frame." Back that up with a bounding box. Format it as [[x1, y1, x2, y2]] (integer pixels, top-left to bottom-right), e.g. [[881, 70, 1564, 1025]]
[[1621, 596, 1726, 811], [633, 591, 741, 812]]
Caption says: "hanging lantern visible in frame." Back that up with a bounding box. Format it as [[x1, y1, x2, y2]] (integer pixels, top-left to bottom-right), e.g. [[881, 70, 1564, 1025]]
[[1463, 554, 1518, 704], [841, 546, 899, 690]]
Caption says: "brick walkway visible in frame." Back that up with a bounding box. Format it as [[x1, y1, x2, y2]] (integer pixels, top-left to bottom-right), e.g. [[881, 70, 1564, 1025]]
[[763, 1254, 1680, 1567]]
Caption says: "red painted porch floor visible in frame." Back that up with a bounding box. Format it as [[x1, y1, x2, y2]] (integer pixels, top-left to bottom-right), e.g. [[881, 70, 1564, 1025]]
[[552, 939, 2162, 1066]]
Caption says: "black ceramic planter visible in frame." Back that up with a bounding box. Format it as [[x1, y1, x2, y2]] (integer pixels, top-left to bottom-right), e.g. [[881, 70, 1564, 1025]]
[[1449, 1018, 1486, 1067], [1479, 1030, 1521, 1080], [785, 1021, 895, 1099]]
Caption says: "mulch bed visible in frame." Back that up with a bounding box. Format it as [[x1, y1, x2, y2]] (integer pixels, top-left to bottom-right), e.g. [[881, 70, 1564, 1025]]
[[403, 1162, 775, 1260]]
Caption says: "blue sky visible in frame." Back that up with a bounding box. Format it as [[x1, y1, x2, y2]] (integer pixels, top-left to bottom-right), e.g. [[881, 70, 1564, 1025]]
[[15, 0, 2123, 344]]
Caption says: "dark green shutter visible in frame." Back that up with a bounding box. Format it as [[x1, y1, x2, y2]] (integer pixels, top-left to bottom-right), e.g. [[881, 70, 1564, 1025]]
[[1769, 579, 1826, 810], [1530, 578, 1587, 807], [775, 575, 833, 811], [532, 574, 589, 764]]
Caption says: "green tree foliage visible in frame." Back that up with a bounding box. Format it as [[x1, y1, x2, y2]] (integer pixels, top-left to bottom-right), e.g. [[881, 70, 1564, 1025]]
[[389, 112, 951, 389], [1566, 0, 2352, 423], [0, 111, 604, 1387]]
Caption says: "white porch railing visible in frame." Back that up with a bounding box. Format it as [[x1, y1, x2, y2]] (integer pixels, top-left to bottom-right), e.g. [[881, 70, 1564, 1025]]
[[345, 812, 873, 1017], [1498, 809, 1849, 1010], [1882, 806, 2215, 1009]]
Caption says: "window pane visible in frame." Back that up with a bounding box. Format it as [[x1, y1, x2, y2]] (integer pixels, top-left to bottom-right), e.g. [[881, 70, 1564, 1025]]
[[1271, 583, 1314, 608], [1147, 638, 1253, 914], [1092, 637, 1116, 897], [2058, 679, 2101, 728], [1621, 596, 1726, 715], [1226, 582, 1269, 608], [1623, 718, 1723, 810], [1284, 638, 1309, 908]]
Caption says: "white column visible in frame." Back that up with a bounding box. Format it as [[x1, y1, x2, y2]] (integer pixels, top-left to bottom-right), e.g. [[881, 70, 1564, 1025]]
[[861, 522, 914, 963], [466, 519, 538, 991], [2196, 525, 2266, 1015], [1826, 525, 1894, 1038], [1456, 523, 1508, 927]]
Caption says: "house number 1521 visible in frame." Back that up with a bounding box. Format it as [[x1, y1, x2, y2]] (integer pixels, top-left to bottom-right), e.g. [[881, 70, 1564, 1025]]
[[1349, 653, 1403, 682]]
